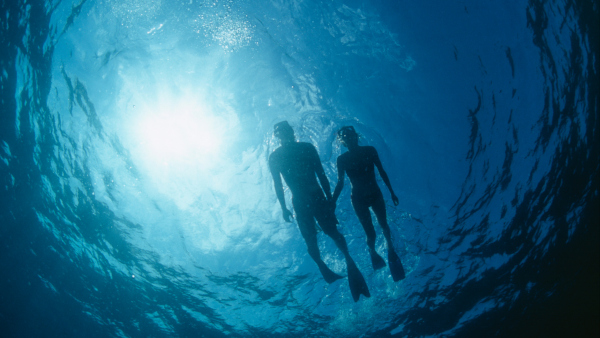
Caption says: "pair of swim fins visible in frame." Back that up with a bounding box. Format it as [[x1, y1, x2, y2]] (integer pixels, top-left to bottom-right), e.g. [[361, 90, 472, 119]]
[[371, 249, 406, 282], [348, 250, 407, 302], [348, 250, 406, 302], [323, 252, 405, 302], [347, 253, 405, 302]]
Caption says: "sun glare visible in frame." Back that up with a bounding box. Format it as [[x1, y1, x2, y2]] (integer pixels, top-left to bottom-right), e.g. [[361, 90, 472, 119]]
[[124, 84, 241, 208], [135, 100, 224, 167]]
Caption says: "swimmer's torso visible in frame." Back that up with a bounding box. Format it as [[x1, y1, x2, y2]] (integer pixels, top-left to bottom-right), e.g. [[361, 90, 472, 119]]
[[338, 146, 381, 197], [269, 142, 324, 199]]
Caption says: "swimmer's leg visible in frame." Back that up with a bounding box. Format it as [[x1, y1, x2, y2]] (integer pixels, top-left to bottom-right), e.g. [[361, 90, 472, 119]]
[[372, 196, 405, 281], [320, 221, 370, 301], [352, 197, 386, 270], [299, 218, 342, 284]]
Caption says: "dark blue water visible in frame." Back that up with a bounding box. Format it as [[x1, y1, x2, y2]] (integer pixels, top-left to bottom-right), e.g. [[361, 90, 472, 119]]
[[1, 0, 598, 337]]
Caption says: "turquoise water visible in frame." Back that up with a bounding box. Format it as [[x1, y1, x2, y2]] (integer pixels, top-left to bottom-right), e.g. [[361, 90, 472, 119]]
[[1, 0, 598, 337]]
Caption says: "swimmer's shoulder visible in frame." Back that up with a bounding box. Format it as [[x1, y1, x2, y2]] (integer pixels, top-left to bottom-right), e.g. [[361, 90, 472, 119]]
[[270, 145, 282, 156], [296, 142, 319, 156], [297, 141, 315, 149], [362, 145, 379, 157], [269, 146, 285, 164]]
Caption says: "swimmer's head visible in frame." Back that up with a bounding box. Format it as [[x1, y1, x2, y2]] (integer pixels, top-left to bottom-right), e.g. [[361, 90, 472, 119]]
[[274, 121, 295, 143], [338, 126, 358, 147]]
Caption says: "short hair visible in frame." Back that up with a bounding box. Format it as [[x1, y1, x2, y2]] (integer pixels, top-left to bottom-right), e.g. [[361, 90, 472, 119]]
[[274, 121, 294, 138]]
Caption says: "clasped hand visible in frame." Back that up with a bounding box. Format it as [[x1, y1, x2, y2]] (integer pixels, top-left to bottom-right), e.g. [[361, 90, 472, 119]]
[[391, 193, 399, 206], [281, 197, 337, 222], [282, 208, 293, 222]]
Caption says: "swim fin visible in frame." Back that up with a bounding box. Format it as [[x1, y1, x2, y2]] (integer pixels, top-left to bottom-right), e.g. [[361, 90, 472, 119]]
[[320, 266, 343, 284], [347, 263, 370, 302], [369, 249, 387, 270], [388, 249, 406, 282]]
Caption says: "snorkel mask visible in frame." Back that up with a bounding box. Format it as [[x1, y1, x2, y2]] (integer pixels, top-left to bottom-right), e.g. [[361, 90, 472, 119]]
[[337, 126, 357, 141]]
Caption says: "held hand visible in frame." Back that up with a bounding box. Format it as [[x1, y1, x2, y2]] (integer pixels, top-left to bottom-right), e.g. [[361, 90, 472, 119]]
[[391, 193, 399, 206], [282, 208, 294, 222]]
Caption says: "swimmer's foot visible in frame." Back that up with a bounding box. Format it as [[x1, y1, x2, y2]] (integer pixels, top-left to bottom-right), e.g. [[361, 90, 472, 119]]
[[369, 249, 387, 270], [347, 263, 370, 302], [319, 265, 343, 284], [388, 249, 406, 282]]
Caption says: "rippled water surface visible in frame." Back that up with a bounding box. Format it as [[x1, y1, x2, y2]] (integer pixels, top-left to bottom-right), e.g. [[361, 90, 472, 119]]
[[1, 0, 598, 337]]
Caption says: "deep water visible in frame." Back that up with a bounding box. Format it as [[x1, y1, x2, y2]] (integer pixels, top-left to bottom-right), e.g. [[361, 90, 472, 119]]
[[1, 0, 598, 337]]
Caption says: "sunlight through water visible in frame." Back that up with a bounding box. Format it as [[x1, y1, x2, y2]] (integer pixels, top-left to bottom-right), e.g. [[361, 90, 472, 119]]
[[133, 98, 225, 170]]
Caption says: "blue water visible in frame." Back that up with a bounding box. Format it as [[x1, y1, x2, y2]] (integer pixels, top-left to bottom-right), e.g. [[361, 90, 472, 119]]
[[1, 0, 598, 337]]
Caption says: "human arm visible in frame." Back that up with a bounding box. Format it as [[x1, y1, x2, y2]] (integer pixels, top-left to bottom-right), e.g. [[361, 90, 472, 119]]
[[332, 156, 346, 204], [268, 156, 294, 222], [372, 147, 399, 206], [311, 146, 333, 200]]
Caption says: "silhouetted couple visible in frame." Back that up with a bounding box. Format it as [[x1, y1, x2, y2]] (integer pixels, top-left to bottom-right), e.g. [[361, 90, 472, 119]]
[[268, 121, 405, 302]]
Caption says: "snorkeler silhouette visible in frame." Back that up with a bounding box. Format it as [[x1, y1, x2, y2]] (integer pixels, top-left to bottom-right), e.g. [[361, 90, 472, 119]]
[[268, 121, 370, 302], [333, 126, 406, 281]]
